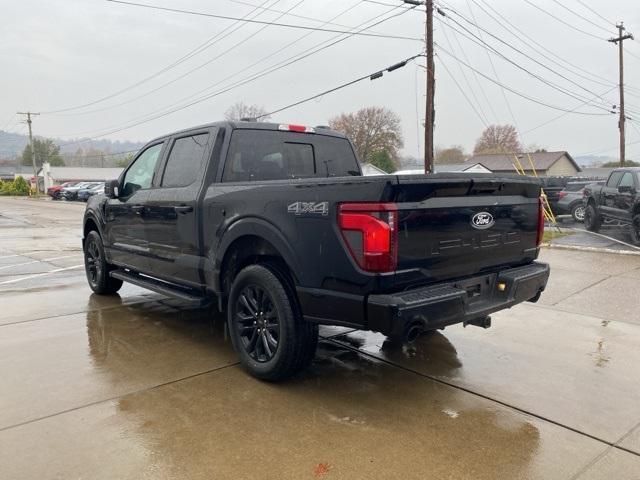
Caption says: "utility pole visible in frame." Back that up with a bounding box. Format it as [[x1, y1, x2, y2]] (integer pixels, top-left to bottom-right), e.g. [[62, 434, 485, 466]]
[[405, 0, 434, 174], [17, 111, 41, 195], [608, 23, 633, 167]]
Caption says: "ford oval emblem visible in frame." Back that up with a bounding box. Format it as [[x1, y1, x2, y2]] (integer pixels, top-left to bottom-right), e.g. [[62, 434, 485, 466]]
[[471, 212, 495, 230]]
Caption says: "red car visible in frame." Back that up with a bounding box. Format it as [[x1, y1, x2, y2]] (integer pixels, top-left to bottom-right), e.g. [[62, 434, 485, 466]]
[[47, 182, 78, 200]]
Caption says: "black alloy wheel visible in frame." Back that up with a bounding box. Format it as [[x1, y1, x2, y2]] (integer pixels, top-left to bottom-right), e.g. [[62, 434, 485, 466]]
[[227, 264, 318, 381], [83, 230, 123, 295], [85, 238, 102, 286], [234, 285, 280, 362]]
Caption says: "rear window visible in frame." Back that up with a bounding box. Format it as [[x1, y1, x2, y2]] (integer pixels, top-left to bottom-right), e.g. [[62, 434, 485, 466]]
[[222, 130, 359, 182], [565, 182, 588, 191]]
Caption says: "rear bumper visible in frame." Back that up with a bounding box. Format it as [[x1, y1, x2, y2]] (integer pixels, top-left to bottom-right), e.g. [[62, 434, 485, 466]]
[[367, 262, 549, 337]]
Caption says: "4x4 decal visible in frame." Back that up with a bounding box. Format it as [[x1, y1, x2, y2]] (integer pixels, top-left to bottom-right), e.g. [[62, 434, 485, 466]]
[[287, 202, 329, 216]]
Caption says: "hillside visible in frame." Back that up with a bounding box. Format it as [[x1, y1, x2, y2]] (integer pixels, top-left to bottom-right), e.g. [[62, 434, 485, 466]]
[[0, 130, 145, 167]]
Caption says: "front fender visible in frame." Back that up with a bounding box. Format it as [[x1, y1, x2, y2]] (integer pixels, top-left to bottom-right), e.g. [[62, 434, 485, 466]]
[[82, 197, 107, 242]]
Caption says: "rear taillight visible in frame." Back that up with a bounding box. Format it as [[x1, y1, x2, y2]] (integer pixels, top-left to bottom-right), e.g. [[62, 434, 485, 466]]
[[536, 197, 545, 246], [338, 203, 398, 273]]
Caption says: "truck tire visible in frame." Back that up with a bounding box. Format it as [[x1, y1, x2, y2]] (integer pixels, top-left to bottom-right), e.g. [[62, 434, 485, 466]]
[[570, 202, 586, 223], [584, 205, 601, 232], [83, 230, 123, 295], [631, 214, 640, 246], [227, 264, 318, 381]]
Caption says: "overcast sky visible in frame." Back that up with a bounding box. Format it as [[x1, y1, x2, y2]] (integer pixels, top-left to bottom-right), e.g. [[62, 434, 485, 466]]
[[2, 0, 640, 161]]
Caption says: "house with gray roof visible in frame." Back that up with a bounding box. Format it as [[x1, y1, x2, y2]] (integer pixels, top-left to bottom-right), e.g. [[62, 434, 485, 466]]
[[465, 151, 581, 176]]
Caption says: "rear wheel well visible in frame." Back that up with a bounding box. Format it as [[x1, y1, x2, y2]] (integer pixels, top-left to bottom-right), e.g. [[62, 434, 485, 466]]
[[219, 235, 296, 300]]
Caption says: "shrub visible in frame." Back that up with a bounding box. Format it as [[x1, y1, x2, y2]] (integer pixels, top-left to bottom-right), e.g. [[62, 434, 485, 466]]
[[0, 177, 31, 196]]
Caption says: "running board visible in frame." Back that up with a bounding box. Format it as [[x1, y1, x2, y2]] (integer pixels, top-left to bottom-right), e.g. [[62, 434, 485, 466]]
[[110, 269, 210, 306]]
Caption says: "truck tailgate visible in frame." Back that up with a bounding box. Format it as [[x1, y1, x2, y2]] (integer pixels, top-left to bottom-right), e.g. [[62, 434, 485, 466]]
[[393, 175, 541, 283]]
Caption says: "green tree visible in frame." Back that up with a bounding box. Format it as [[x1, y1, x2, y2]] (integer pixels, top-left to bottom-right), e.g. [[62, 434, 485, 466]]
[[115, 153, 134, 168], [473, 125, 522, 154], [20, 138, 64, 167], [369, 150, 396, 173], [329, 106, 404, 164], [435, 145, 467, 164], [602, 159, 640, 167]]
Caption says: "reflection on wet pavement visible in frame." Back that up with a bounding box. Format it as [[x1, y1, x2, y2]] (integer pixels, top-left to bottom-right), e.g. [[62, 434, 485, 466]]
[[0, 337, 609, 480]]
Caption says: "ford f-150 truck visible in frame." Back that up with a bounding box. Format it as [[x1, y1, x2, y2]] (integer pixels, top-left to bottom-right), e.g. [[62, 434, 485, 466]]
[[583, 167, 640, 244], [82, 121, 550, 380]]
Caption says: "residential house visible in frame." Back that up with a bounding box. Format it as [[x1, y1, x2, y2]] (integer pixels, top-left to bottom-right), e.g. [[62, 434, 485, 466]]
[[465, 151, 581, 176]]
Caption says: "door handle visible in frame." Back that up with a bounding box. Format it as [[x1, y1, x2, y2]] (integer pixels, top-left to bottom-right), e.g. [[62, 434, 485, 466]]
[[131, 205, 145, 215], [174, 205, 193, 214]]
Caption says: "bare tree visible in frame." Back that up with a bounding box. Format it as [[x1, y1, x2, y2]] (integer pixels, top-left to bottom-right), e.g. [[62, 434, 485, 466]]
[[224, 102, 271, 122], [473, 125, 522, 154], [329, 106, 403, 163], [435, 145, 467, 164]]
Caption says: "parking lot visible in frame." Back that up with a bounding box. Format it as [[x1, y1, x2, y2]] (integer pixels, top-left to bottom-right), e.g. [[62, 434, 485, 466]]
[[1, 196, 640, 479]]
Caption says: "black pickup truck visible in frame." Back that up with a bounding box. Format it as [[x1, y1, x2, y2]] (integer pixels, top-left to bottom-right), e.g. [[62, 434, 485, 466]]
[[82, 121, 549, 380], [583, 167, 640, 244]]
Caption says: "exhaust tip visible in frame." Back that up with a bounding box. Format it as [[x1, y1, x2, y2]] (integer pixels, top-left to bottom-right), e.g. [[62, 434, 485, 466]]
[[404, 321, 426, 344]]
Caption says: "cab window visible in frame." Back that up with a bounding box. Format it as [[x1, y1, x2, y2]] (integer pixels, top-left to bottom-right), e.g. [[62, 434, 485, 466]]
[[619, 172, 635, 188], [606, 171, 623, 188], [161, 133, 209, 188], [122, 143, 163, 197]]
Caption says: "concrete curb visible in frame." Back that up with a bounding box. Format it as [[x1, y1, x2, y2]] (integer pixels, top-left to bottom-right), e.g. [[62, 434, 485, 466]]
[[541, 243, 640, 256]]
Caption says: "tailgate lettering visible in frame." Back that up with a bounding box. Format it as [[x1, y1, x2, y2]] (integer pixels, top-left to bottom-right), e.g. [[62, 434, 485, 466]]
[[430, 232, 521, 256]]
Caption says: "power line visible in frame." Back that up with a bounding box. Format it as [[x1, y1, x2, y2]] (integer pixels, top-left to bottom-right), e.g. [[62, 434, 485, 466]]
[[257, 53, 423, 118], [51, 0, 309, 117], [463, 0, 498, 122], [56, 4, 416, 144], [41, 0, 284, 114], [522, 0, 606, 41], [436, 54, 488, 126], [521, 86, 618, 135], [106, 0, 421, 41], [436, 45, 613, 116], [440, 16, 489, 125], [548, 0, 610, 34], [435, 16, 613, 114], [436, 3, 615, 112], [225, 0, 393, 32], [461, 0, 521, 136], [575, 0, 616, 27], [471, 0, 616, 90]]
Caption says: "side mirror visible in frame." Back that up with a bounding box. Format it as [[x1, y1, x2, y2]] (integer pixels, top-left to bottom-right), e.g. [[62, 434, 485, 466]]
[[104, 179, 120, 199], [618, 185, 633, 194]]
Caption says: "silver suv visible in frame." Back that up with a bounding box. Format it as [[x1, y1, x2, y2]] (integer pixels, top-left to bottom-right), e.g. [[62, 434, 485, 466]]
[[557, 181, 604, 222]]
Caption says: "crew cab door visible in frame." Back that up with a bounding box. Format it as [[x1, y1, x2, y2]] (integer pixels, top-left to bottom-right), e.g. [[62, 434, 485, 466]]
[[614, 172, 637, 219], [104, 141, 165, 273], [144, 128, 217, 287], [601, 171, 624, 216]]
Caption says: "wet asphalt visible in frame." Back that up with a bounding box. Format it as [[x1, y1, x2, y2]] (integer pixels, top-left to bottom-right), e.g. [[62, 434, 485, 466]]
[[1, 197, 640, 480]]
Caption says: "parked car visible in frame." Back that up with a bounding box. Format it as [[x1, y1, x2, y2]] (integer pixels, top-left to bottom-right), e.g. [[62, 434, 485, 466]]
[[47, 181, 78, 200], [77, 183, 104, 202], [82, 121, 549, 380], [61, 182, 102, 201], [583, 168, 640, 244], [557, 181, 604, 222]]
